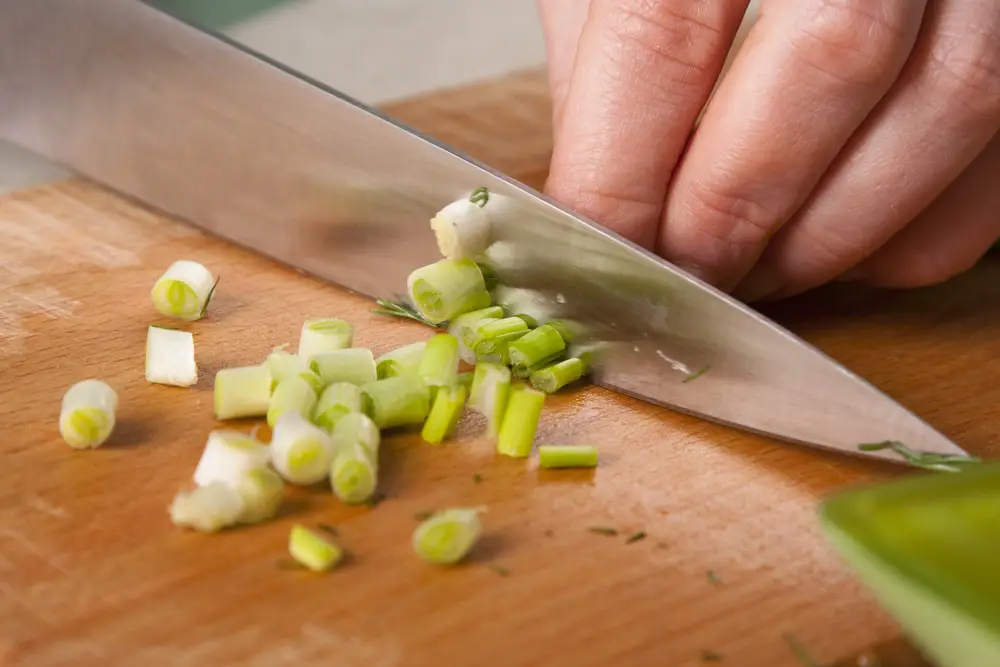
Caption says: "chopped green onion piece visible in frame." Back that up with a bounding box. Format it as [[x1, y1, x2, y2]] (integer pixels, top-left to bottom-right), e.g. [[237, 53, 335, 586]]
[[310, 348, 377, 386], [270, 411, 336, 485], [418, 333, 460, 390], [447, 306, 503, 363], [193, 429, 270, 487], [496, 384, 545, 458], [857, 440, 981, 472], [265, 348, 324, 393], [455, 371, 474, 388], [548, 319, 586, 344], [361, 374, 431, 429], [474, 316, 529, 344], [468, 362, 511, 437], [430, 198, 492, 259], [375, 341, 426, 379], [169, 481, 244, 532], [235, 466, 285, 524], [145, 325, 197, 387], [469, 186, 490, 207], [330, 442, 378, 504], [422, 384, 468, 445], [530, 358, 584, 393], [511, 352, 563, 379], [589, 526, 618, 536], [297, 318, 354, 360], [150, 259, 216, 321], [406, 258, 490, 324], [412, 508, 484, 565], [289, 524, 344, 572], [683, 365, 711, 383], [267, 374, 318, 428], [508, 324, 566, 371], [475, 342, 511, 366], [331, 412, 381, 460], [625, 531, 647, 545], [213, 364, 271, 419], [59, 379, 117, 449], [537, 445, 598, 469], [313, 382, 363, 432]]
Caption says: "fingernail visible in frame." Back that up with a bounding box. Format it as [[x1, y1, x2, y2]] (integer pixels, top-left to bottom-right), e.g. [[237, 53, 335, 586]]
[[836, 267, 866, 282], [734, 267, 783, 303]]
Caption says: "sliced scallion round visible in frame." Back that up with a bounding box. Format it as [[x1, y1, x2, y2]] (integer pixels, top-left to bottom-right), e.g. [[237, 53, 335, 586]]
[[429, 198, 492, 259], [331, 411, 381, 460], [375, 341, 426, 379], [213, 364, 272, 420], [59, 379, 118, 449], [469, 362, 511, 438], [406, 259, 490, 324], [421, 384, 468, 445], [266, 347, 323, 393], [236, 466, 285, 524], [145, 325, 198, 387], [496, 384, 545, 458], [270, 411, 337, 485], [267, 374, 318, 428], [169, 481, 244, 532], [447, 305, 503, 363], [297, 318, 354, 360], [412, 508, 483, 565], [529, 357, 584, 393], [537, 445, 598, 469], [309, 348, 377, 386], [193, 429, 270, 487], [314, 382, 363, 432], [361, 374, 431, 429], [150, 259, 217, 321], [289, 524, 343, 572], [330, 442, 378, 505]]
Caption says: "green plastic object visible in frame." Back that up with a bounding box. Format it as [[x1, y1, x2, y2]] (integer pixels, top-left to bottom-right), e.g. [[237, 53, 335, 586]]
[[819, 462, 1000, 667], [149, 0, 294, 31]]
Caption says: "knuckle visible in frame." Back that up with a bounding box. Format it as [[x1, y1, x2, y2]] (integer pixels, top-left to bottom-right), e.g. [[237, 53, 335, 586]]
[[790, 0, 914, 90], [682, 178, 781, 253], [927, 30, 1000, 122]]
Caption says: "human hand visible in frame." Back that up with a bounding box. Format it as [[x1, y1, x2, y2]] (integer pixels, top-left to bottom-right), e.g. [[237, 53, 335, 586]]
[[537, 0, 1000, 301]]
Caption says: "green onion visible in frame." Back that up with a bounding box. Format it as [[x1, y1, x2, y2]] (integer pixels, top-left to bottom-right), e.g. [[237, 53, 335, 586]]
[[455, 371, 474, 388], [235, 466, 285, 524], [213, 364, 271, 420], [375, 341, 426, 379], [150, 259, 217, 321], [309, 348, 377, 386], [406, 259, 491, 324], [683, 365, 711, 383], [508, 324, 565, 372], [589, 526, 618, 536], [372, 298, 440, 328], [422, 384, 468, 445], [331, 412, 381, 460], [289, 524, 344, 572], [857, 440, 981, 472], [265, 347, 323, 393], [169, 481, 244, 532], [361, 374, 431, 429], [474, 316, 528, 345], [412, 507, 484, 565], [418, 333, 460, 390], [468, 362, 511, 437], [537, 445, 598, 468], [267, 374, 318, 428], [270, 412, 336, 485], [447, 306, 503, 363], [429, 198, 492, 259], [469, 186, 490, 207], [313, 382, 363, 432], [529, 357, 584, 393], [512, 352, 564, 380], [496, 384, 545, 458], [330, 442, 378, 504], [145, 325, 197, 387], [58, 379, 117, 449], [625, 531, 647, 544], [297, 317, 354, 360], [192, 430, 270, 487]]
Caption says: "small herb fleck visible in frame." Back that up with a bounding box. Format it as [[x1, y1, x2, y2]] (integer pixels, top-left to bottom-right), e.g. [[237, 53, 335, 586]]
[[469, 186, 490, 208], [707, 570, 721, 586], [857, 440, 981, 472], [488, 563, 510, 577], [682, 365, 710, 383], [414, 510, 435, 521], [589, 526, 618, 536], [372, 298, 441, 328], [784, 634, 821, 667], [276, 558, 303, 570], [625, 531, 647, 544], [317, 523, 338, 537], [473, 473, 483, 484], [364, 492, 387, 509], [701, 650, 724, 662], [201, 276, 221, 317]]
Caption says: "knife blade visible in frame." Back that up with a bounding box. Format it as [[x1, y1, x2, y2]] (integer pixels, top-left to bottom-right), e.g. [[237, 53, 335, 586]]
[[0, 0, 968, 463]]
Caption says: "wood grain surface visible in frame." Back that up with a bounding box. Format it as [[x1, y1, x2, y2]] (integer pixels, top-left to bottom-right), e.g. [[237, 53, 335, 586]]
[[2, 67, 998, 667]]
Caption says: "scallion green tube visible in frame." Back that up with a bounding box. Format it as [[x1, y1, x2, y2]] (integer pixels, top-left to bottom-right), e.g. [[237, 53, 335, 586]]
[[418, 333, 460, 390], [313, 382, 363, 432], [213, 364, 272, 419], [267, 374, 318, 428], [332, 412, 381, 459], [529, 358, 584, 393], [375, 341, 426, 379], [469, 362, 511, 437], [447, 306, 503, 363], [330, 442, 378, 504], [455, 371, 474, 389], [412, 508, 484, 565], [422, 384, 468, 445], [537, 445, 598, 469], [361, 374, 431, 429], [297, 317, 354, 360], [59, 379, 118, 449], [508, 324, 565, 371], [310, 348, 377, 386], [406, 259, 491, 324], [496, 384, 545, 458]]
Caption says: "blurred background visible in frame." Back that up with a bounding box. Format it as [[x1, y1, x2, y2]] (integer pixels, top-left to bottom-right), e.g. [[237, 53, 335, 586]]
[[0, 0, 548, 193]]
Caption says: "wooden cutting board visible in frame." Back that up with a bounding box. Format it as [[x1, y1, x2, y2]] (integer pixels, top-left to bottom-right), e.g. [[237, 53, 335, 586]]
[[2, 68, 998, 667]]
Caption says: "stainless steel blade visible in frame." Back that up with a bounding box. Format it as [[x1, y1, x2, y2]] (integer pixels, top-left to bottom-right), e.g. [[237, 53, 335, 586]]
[[0, 0, 967, 462]]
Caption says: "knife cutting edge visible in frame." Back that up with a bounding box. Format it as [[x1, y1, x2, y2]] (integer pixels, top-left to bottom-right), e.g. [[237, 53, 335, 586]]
[[0, 0, 969, 464]]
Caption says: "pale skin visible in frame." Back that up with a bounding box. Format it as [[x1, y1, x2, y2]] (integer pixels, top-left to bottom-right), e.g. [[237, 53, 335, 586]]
[[537, 0, 1000, 301]]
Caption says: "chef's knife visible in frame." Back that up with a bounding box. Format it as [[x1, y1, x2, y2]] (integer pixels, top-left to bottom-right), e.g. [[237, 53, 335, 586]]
[[0, 0, 968, 463]]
